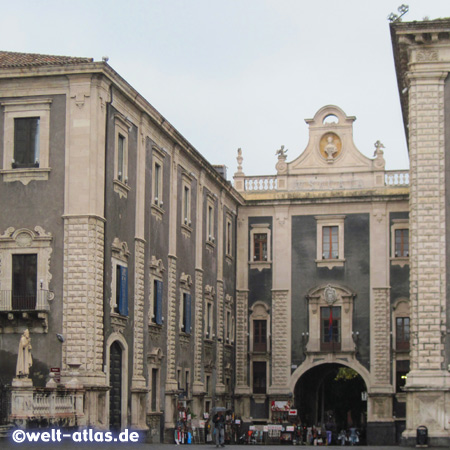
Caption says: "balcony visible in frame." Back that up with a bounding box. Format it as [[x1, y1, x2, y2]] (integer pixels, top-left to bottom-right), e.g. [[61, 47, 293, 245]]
[[0, 290, 52, 312]]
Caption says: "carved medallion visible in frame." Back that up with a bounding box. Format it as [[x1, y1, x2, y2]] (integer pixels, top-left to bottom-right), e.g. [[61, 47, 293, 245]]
[[324, 285, 338, 305], [319, 133, 342, 162], [16, 232, 32, 247]]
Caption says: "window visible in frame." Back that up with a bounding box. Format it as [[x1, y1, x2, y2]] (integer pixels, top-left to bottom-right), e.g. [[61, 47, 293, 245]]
[[151, 145, 166, 218], [395, 229, 409, 257], [226, 214, 233, 258], [249, 223, 271, 268], [151, 368, 159, 411], [183, 186, 191, 226], [115, 265, 128, 316], [13, 118, 40, 168], [252, 361, 267, 394], [113, 115, 130, 198], [206, 375, 211, 396], [253, 319, 267, 352], [185, 369, 190, 397], [320, 306, 341, 351], [0, 227, 53, 314], [205, 302, 213, 339], [226, 310, 232, 343], [322, 226, 338, 259], [1, 98, 51, 184], [152, 279, 163, 325], [396, 317, 410, 351], [181, 292, 192, 333], [206, 194, 215, 245], [396, 360, 410, 393], [253, 234, 268, 261], [12, 254, 37, 310], [315, 215, 345, 268]]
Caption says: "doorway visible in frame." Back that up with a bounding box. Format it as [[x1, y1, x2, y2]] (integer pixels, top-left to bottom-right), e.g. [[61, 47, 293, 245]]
[[109, 341, 122, 430]]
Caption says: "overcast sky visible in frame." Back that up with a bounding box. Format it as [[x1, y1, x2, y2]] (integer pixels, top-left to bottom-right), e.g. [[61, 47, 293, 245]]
[[2, 1, 449, 178]]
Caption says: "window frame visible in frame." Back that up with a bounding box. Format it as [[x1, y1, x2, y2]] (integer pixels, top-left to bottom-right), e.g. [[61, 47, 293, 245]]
[[110, 238, 130, 317], [113, 115, 130, 198], [391, 219, 409, 267], [315, 215, 345, 268], [249, 223, 271, 270], [225, 213, 233, 261], [1, 98, 52, 184], [151, 145, 166, 219], [252, 361, 267, 394], [0, 227, 53, 313], [205, 193, 216, 247], [320, 306, 341, 351]]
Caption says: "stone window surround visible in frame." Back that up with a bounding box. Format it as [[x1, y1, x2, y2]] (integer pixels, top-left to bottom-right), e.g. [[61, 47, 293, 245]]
[[113, 114, 131, 199], [151, 144, 165, 220], [306, 284, 355, 353], [181, 171, 193, 237], [249, 223, 271, 270], [110, 238, 130, 317], [390, 219, 409, 267], [315, 215, 346, 269], [1, 98, 52, 184], [147, 348, 163, 413], [249, 301, 271, 354], [179, 272, 192, 334], [0, 226, 53, 313], [149, 256, 165, 325], [204, 285, 215, 340], [206, 192, 216, 248], [225, 212, 233, 261], [392, 298, 410, 394]]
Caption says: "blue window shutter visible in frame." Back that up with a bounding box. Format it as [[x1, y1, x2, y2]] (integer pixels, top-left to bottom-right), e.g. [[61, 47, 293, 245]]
[[156, 280, 163, 325], [119, 266, 128, 316], [185, 293, 191, 334]]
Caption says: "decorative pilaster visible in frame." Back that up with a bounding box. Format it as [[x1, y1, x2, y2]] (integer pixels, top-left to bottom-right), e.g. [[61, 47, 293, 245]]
[[62, 216, 105, 385], [166, 255, 178, 387], [372, 287, 391, 388], [271, 289, 290, 391], [193, 269, 204, 391], [235, 290, 249, 391], [216, 280, 225, 393]]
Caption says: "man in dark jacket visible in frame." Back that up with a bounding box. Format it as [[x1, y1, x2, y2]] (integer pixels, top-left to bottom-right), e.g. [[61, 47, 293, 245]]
[[213, 410, 225, 447]]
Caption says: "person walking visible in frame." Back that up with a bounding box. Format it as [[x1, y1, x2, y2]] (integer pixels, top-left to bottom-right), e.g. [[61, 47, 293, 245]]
[[213, 410, 225, 447]]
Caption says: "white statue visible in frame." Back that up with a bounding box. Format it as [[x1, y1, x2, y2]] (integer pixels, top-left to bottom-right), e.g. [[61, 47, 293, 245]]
[[325, 136, 337, 161], [16, 329, 32, 377]]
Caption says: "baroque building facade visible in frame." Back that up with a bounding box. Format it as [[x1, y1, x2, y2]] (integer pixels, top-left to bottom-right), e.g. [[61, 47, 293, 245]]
[[0, 16, 449, 447]]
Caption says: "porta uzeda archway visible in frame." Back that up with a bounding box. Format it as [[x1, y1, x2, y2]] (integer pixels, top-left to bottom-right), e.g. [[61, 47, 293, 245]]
[[293, 363, 368, 442]]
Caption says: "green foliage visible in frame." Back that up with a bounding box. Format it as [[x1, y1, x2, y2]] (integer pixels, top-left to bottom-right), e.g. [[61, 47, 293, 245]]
[[334, 367, 359, 381]]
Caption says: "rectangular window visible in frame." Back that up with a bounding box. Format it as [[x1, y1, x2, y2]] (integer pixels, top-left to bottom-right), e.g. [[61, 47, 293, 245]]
[[206, 375, 211, 395], [152, 280, 163, 325], [226, 218, 232, 257], [206, 302, 213, 338], [321, 306, 341, 351], [117, 134, 125, 181], [395, 229, 409, 257], [253, 320, 267, 352], [12, 254, 37, 310], [13, 117, 40, 168], [253, 233, 268, 261], [396, 317, 410, 351], [253, 361, 267, 394], [185, 369, 190, 397], [151, 368, 158, 411], [208, 205, 213, 240], [182, 293, 191, 333], [226, 310, 232, 342], [396, 360, 410, 393], [154, 163, 161, 204], [183, 186, 190, 225], [322, 226, 339, 259], [115, 265, 128, 316]]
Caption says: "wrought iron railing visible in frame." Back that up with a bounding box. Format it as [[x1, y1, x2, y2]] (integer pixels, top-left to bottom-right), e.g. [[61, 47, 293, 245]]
[[0, 290, 51, 311]]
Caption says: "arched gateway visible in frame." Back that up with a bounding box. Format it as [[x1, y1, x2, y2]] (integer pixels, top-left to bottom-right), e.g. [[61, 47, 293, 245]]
[[291, 363, 368, 443]]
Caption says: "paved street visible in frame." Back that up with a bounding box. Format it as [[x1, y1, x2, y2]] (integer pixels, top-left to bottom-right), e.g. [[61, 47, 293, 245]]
[[0, 442, 421, 450]]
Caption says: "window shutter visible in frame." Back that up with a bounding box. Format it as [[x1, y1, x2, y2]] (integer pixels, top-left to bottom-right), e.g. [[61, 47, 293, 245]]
[[155, 280, 163, 325], [119, 266, 128, 316], [185, 293, 191, 334]]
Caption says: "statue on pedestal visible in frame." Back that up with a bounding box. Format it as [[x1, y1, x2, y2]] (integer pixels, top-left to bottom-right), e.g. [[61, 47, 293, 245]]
[[16, 329, 32, 377]]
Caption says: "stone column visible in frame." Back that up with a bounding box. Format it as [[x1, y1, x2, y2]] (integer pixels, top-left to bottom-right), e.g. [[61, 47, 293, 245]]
[[403, 70, 450, 444]]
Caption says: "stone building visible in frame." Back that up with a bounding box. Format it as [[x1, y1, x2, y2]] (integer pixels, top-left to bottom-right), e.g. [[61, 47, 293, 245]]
[[391, 18, 450, 447], [0, 50, 242, 442], [233, 104, 410, 445], [0, 16, 449, 447]]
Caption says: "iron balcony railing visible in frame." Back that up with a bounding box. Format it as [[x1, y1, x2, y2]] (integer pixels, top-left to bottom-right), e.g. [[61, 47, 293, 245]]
[[0, 290, 51, 311]]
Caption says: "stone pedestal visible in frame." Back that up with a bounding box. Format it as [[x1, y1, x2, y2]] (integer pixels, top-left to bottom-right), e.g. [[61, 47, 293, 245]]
[[10, 378, 34, 424]]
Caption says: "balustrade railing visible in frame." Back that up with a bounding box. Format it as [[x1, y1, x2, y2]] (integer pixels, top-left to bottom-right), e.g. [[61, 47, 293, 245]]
[[384, 170, 409, 186], [244, 176, 278, 192], [0, 290, 51, 312]]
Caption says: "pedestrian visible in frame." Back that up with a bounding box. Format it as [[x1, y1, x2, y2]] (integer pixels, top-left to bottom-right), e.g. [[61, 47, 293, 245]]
[[213, 410, 225, 448]]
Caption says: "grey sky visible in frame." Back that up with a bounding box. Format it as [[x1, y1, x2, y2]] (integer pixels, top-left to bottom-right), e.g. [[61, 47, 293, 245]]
[[2, 1, 449, 177]]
